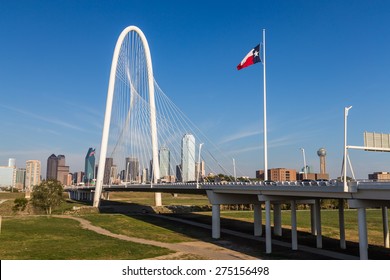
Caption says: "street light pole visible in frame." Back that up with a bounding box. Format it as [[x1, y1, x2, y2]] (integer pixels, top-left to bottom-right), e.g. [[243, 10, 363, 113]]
[[343, 106, 352, 192], [300, 148, 307, 179], [233, 158, 237, 182]]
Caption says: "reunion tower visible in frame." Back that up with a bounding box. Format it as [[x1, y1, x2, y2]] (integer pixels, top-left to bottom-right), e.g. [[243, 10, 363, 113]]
[[317, 148, 327, 174]]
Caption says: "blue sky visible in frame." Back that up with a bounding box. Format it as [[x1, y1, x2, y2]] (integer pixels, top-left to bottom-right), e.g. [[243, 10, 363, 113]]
[[0, 0, 390, 179]]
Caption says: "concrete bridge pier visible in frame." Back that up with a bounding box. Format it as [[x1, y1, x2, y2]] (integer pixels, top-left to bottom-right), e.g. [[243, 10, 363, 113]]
[[259, 195, 291, 254], [359, 207, 368, 259], [273, 203, 282, 236], [348, 199, 390, 259], [314, 199, 322, 249], [310, 204, 316, 235], [68, 190, 94, 201], [291, 200, 298, 250], [206, 190, 261, 241], [382, 206, 389, 248], [155, 193, 162, 207], [339, 199, 346, 249], [253, 204, 263, 236], [211, 204, 221, 239], [265, 200, 272, 254]]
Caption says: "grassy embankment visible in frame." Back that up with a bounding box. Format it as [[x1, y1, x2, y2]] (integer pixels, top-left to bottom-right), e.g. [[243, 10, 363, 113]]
[[1, 191, 389, 259]]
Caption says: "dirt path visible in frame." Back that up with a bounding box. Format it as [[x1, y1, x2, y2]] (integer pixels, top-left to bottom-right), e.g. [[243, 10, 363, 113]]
[[56, 215, 259, 260]]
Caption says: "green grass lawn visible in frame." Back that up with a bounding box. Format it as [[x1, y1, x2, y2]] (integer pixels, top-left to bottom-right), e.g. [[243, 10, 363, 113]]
[[0, 216, 172, 260], [1, 191, 389, 259], [108, 192, 210, 206], [83, 214, 196, 243]]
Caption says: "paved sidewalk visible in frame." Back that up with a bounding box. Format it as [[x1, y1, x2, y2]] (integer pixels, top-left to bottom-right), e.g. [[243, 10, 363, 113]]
[[55, 215, 259, 260]]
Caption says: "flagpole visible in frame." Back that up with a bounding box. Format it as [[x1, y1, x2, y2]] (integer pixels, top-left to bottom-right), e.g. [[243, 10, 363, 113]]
[[263, 28, 268, 180]]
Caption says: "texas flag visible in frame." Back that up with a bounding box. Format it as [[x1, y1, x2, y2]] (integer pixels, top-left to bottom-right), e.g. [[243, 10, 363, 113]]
[[236, 44, 261, 70]]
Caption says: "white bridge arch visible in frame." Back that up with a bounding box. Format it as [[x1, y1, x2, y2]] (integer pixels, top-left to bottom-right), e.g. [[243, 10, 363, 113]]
[[93, 26, 160, 207]]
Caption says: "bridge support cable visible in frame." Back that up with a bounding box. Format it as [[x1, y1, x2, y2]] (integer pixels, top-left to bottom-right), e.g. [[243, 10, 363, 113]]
[[152, 80, 249, 182], [96, 25, 272, 209]]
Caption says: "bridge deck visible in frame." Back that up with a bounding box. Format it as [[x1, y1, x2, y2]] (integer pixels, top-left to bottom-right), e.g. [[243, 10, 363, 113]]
[[67, 181, 390, 201]]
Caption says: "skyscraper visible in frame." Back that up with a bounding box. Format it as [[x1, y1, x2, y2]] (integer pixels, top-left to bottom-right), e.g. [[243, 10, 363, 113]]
[[15, 168, 26, 190], [195, 160, 205, 181], [46, 154, 58, 180], [8, 158, 16, 168], [56, 155, 69, 185], [125, 157, 139, 183], [159, 146, 170, 178], [26, 160, 41, 192], [85, 148, 96, 184], [0, 166, 15, 188], [181, 134, 196, 182], [103, 157, 113, 185]]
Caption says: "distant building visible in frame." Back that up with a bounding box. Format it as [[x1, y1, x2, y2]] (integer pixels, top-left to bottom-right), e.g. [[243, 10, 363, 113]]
[[26, 160, 41, 192], [181, 134, 195, 182], [56, 155, 70, 185], [73, 171, 84, 185], [111, 165, 118, 184], [176, 164, 182, 182], [125, 157, 139, 183], [46, 154, 58, 180], [15, 168, 26, 190], [0, 158, 17, 189], [255, 171, 330, 182], [84, 148, 96, 184], [149, 160, 154, 181], [195, 160, 205, 181], [141, 168, 149, 183], [255, 170, 265, 180], [160, 175, 176, 183], [159, 147, 170, 178], [0, 166, 15, 188], [8, 158, 16, 168], [103, 158, 113, 185], [46, 154, 70, 185], [256, 168, 297, 181], [368, 172, 390, 181]]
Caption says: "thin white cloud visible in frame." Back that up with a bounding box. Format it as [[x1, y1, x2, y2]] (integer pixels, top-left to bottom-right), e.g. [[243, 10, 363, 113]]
[[229, 145, 261, 155], [227, 131, 319, 156], [220, 129, 262, 145], [0, 104, 85, 131]]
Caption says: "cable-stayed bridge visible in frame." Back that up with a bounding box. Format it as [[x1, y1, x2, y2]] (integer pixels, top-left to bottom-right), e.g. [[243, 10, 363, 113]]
[[70, 26, 390, 260]]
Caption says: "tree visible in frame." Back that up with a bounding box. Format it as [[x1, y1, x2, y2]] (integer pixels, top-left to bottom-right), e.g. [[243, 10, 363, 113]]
[[31, 180, 64, 215], [12, 198, 28, 212]]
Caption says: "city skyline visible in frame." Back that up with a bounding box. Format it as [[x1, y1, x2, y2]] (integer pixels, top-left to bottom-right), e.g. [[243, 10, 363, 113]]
[[1, 1, 390, 179]]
